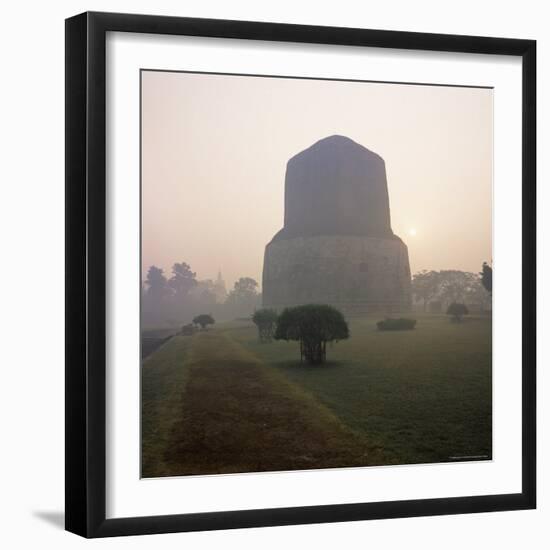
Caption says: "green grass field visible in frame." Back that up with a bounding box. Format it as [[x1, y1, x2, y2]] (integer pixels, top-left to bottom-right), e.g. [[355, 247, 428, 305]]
[[142, 314, 492, 477]]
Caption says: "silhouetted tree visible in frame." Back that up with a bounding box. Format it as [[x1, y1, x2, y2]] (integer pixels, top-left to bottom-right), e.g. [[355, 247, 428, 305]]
[[225, 277, 260, 318], [193, 314, 215, 330], [252, 308, 278, 342], [274, 304, 349, 364], [480, 262, 493, 295], [145, 266, 169, 299], [439, 270, 478, 305], [142, 266, 171, 325], [447, 302, 469, 322], [411, 270, 441, 312], [466, 279, 491, 312], [169, 262, 197, 298], [232, 277, 258, 296]]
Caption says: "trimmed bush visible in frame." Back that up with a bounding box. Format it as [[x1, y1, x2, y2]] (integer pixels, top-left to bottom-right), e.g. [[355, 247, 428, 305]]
[[446, 302, 469, 322], [252, 308, 279, 342], [274, 304, 349, 364], [377, 318, 417, 331], [180, 323, 197, 336], [192, 314, 215, 330]]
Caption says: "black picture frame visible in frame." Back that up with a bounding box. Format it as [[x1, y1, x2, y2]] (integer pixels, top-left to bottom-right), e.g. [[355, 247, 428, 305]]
[[65, 11, 536, 538]]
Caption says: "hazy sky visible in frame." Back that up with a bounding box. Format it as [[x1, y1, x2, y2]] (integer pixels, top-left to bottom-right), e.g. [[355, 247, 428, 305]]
[[142, 71, 492, 290]]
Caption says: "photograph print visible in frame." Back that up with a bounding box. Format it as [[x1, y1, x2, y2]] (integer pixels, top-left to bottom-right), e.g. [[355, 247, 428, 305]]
[[140, 70, 493, 478]]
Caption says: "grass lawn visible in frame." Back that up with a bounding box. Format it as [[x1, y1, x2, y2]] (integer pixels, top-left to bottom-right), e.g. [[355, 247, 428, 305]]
[[142, 313, 492, 477], [141, 327, 181, 359], [142, 330, 383, 477]]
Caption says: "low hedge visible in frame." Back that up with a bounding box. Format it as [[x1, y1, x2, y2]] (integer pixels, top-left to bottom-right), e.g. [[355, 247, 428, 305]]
[[377, 318, 417, 331]]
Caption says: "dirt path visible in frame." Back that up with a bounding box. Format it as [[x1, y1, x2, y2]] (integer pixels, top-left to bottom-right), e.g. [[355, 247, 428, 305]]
[[143, 329, 382, 477]]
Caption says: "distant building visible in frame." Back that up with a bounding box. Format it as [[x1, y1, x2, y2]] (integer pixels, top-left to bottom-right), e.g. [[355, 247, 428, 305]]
[[213, 270, 227, 303]]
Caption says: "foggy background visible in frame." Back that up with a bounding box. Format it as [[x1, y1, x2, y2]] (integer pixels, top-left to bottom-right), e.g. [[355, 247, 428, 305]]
[[141, 70, 493, 291]]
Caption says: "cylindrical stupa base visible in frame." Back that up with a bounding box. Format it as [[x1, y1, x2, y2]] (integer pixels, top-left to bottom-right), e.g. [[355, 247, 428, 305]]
[[262, 235, 412, 315]]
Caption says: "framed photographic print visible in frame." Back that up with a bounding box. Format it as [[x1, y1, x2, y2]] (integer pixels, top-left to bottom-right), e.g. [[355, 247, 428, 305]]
[[65, 11, 536, 538]]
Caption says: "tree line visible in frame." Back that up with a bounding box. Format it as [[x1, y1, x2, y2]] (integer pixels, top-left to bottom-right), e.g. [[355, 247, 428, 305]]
[[142, 261, 261, 327], [411, 263, 492, 313], [143, 260, 493, 326]]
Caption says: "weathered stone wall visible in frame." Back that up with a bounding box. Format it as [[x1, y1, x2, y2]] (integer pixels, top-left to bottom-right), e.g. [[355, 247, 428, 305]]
[[263, 235, 412, 314]]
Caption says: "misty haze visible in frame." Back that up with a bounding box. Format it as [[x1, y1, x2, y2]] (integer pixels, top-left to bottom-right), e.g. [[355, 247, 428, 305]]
[[140, 70, 493, 477]]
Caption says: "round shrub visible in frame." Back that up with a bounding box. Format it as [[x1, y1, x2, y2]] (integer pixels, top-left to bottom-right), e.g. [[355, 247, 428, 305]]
[[377, 318, 417, 331], [274, 304, 349, 364], [192, 313, 215, 330], [446, 302, 469, 322], [252, 308, 279, 342]]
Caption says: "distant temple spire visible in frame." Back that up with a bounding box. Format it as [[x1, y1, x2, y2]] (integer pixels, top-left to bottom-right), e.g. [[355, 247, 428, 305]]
[[214, 269, 227, 302]]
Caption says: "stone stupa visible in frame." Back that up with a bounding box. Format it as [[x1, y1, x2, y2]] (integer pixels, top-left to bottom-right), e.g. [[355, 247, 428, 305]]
[[262, 135, 411, 314]]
